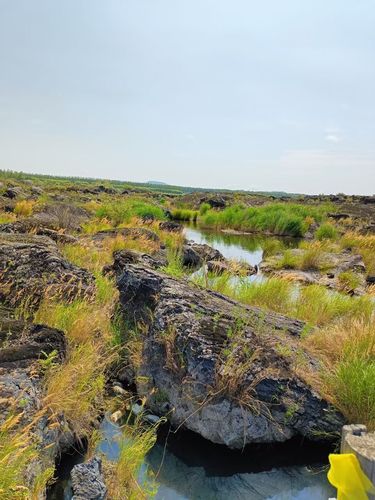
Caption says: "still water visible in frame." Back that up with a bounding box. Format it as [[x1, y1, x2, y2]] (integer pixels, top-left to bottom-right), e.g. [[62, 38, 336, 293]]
[[49, 225, 335, 500]]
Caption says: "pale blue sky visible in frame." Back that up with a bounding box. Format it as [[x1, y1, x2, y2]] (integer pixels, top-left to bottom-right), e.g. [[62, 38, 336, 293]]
[[0, 1, 374, 193]]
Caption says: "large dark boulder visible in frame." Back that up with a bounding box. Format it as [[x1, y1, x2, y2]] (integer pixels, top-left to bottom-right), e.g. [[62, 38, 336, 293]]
[[0, 233, 95, 310], [104, 248, 167, 277], [159, 221, 183, 233], [116, 264, 344, 448], [182, 241, 225, 268]]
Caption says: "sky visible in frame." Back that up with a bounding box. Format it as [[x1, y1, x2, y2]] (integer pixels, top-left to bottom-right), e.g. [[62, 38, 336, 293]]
[[0, 1, 374, 194]]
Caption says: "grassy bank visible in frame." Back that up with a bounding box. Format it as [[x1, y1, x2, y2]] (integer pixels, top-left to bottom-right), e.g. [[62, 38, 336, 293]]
[[199, 203, 330, 237]]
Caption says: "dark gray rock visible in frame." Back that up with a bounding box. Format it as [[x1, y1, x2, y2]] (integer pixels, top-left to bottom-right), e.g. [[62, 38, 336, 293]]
[[159, 221, 183, 232], [71, 457, 107, 500], [0, 219, 78, 244], [207, 260, 256, 276], [0, 307, 68, 486], [3, 186, 23, 199], [104, 248, 167, 277], [32, 203, 90, 230], [117, 264, 344, 448], [182, 241, 225, 268], [0, 233, 95, 310]]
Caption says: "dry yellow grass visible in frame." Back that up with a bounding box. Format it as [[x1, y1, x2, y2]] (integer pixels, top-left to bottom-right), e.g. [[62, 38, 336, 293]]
[[304, 318, 375, 429], [14, 200, 36, 217]]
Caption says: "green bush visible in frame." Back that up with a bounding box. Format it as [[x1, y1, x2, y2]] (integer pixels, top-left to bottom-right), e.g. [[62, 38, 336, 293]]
[[170, 208, 198, 222], [315, 223, 338, 240], [199, 203, 211, 215]]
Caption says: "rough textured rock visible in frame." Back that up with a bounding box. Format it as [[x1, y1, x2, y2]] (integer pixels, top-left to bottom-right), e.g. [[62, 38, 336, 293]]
[[159, 220, 183, 232], [260, 249, 367, 295], [0, 233, 95, 310], [182, 241, 225, 268], [92, 227, 160, 243], [3, 186, 23, 199], [104, 248, 167, 276], [0, 307, 68, 483], [71, 457, 107, 500], [0, 219, 78, 244], [117, 264, 344, 448], [207, 260, 256, 276], [32, 203, 90, 230]]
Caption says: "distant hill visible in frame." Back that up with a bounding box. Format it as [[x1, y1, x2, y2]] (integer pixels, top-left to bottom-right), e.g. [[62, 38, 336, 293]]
[[147, 181, 167, 185]]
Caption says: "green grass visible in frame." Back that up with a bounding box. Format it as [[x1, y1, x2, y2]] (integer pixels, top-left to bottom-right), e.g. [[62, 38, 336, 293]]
[[103, 417, 159, 499], [96, 199, 166, 226], [193, 274, 374, 327], [200, 203, 329, 237], [170, 208, 198, 222], [315, 223, 338, 240], [275, 245, 327, 272], [307, 318, 375, 430], [161, 249, 185, 278], [0, 413, 54, 499], [337, 270, 362, 293]]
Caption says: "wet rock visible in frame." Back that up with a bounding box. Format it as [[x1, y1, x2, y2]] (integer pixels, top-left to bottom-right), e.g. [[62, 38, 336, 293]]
[[0, 219, 78, 244], [0, 233, 95, 310], [71, 457, 107, 500], [159, 221, 183, 232], [116, 264, 344, 448], [182, 241, 225, 268]]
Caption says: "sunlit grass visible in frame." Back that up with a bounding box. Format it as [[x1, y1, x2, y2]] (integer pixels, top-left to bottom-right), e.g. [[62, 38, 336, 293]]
[[0, 412, 54, 499], [103, 418, 159, 499], [14, 200, 36, 217], [192, 273, 373, 327], [200, 202, 331, 237], [96, 199, 166, 226], [305, 318, 375, 429]]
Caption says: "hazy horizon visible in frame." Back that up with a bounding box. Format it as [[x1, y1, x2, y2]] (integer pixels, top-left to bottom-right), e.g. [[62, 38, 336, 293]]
[[1, 1, 374, 195]]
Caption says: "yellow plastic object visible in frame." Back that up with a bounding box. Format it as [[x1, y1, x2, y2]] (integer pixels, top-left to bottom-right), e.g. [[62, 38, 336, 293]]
[[328, 453, 375, 500]]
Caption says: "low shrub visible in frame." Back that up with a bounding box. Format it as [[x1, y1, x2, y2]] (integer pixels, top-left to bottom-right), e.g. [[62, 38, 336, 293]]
[[170, 208, 198, 222], [199, 203, 211, 216], [315, 223, 338, 240], [337, 270, 362, 293], [14, 199, 36, 217]]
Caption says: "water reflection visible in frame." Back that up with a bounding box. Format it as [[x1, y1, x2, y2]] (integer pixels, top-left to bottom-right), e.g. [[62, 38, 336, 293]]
[[184, 224, 299, 267], [98, 418, 334, 500]]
